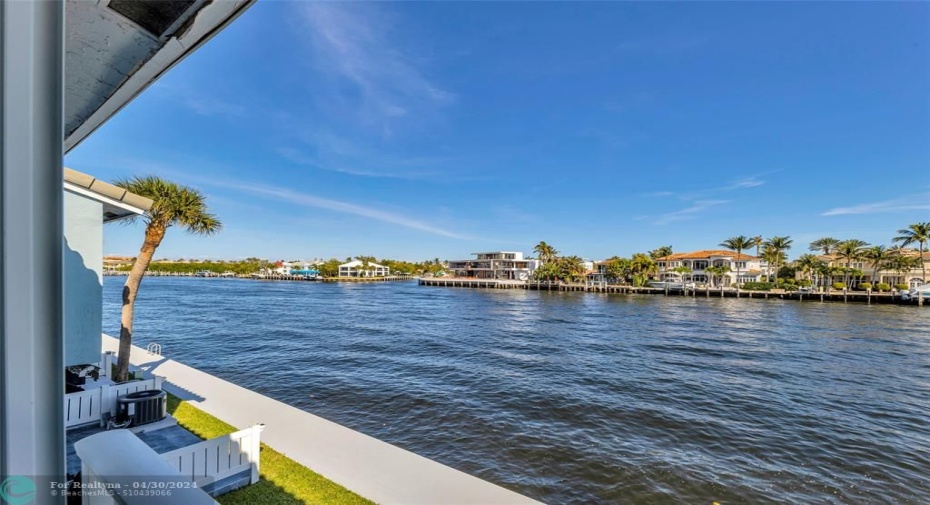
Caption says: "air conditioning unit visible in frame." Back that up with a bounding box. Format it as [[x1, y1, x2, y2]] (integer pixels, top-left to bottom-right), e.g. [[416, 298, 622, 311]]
[[117, 390, 167, 426]]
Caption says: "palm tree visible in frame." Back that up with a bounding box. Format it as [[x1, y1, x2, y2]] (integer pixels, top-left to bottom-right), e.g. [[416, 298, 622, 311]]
[[533, 241, 559, 263], [558, 256, 586, 283], [649, 246, 673, 282], [630, 253, 657, 287], [720, 236, 753, 291], [671, 265, 692, 290], [794, 254, 822, 287], [893, 222, 929, 285], [752, 235, 764, 260], [809, 237, 841, 256], [763, 236, 793, 282], [112, 177, 221, 383], [862, 245, 891, 285], [836, 239, 869, 286], [705, 265, 730, 294]]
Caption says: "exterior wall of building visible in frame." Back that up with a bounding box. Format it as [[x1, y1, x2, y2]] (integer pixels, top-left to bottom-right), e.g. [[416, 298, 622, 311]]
[[64, 190, 103, 366], [447, 253, 537, 280], [659, 252, 765, 286], [338, 261, 390, 277]]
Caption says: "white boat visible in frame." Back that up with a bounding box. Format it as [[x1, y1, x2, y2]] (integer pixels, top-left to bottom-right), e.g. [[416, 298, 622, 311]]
[[902, 283, 930, 301]]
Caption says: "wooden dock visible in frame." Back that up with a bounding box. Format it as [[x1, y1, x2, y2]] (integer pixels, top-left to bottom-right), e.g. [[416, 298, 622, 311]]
[[417, 278, 925, 306]]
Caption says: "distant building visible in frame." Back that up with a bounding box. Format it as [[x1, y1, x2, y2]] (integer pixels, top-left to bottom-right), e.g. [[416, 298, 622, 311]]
[[447, 252, 540, 280], [339, 260, 390, 277], [659, 250, 766, 286], [812, 251, 928, 289]]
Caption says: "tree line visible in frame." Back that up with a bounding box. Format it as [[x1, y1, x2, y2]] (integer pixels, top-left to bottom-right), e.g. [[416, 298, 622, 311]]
[[530, 222, 928, 290]]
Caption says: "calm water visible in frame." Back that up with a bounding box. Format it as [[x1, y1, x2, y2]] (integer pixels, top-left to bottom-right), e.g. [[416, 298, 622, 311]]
[[103, 277, 930, 504]]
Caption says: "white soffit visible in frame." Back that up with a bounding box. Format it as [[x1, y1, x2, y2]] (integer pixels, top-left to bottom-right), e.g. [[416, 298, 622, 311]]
[[64, 0, 255, 152]]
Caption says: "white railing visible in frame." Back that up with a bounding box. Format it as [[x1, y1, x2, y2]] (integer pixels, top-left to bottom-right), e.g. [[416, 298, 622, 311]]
[[161, 425, 265, 488], [65, 375, 164, 429], [76, 430, 216, 505]]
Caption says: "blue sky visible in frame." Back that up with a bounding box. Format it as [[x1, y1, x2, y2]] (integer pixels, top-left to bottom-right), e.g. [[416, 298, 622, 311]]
[[67, 1, 930, 261]]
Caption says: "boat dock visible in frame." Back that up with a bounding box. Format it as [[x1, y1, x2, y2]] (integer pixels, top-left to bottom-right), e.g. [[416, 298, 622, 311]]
[[417, 278, 926, 305]]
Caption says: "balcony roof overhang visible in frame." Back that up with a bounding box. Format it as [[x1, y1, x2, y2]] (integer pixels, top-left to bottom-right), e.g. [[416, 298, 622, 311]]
[[64, 0, 255, 153], [63, 167, 153, 222]]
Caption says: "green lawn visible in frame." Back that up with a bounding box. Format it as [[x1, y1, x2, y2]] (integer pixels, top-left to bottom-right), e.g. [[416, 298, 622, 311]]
[[166, 393, 373, 505]]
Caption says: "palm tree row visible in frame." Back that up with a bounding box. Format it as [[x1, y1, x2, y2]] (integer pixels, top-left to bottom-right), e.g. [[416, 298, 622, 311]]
[[532, 222, 926, 290], [803, 223, 929, 289]]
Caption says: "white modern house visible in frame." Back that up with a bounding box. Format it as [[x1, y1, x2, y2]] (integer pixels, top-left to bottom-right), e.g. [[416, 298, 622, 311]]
[[447, 252, 541, 280], [659, 250, 767, 286], [339, 260, 391, 277]]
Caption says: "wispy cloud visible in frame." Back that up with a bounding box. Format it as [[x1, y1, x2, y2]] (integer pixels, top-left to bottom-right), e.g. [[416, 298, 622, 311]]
[[822, 194, 930, 216], [724, 176, 766, 190], [205, 178, 470, 239], [151, 82, 246, 118], [297, 2, 454, 130], [645, 175, 768, 199], [276, 131, 457, 181], [653, 199, 729, 225]]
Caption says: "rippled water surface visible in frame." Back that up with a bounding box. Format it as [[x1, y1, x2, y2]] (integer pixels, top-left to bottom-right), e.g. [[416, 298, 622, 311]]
[[103, 277, 930, 503]]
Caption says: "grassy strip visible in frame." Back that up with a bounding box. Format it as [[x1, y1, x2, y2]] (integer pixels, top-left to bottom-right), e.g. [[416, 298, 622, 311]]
[[166, 393, 373, 505]]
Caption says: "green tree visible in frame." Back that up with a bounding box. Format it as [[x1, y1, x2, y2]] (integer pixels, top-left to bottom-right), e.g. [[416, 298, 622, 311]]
[[671, 265, 692, 283], [112, 177, 221, 383], [649, 246, 673, 282], [794, 254, 823, 287], [705, 264, 731, 290], [893, 222, 929, 285], [862, 245, 892, 285], [630, 253, 657, 287], [763, 236, 793, 282], [809, 237, 840, 256], [836, 239, 869, 285], [533, 241, 559, 263], [605, 256, 632, 284], [557, 256, 586, 283], [719, 235, 753, 290]]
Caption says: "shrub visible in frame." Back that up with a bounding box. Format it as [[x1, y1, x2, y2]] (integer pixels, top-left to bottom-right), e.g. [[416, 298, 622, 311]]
[[876, 283, 891, 292], [859, 282, 872, 291], [895, 283, 910, 291], [832, 282, 847, 290], [742, 282, 774, 291], [798, 279, 812, 287]]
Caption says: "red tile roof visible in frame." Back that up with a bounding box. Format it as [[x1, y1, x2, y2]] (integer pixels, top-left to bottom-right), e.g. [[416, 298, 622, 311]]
[[664, 250, 759, 261]]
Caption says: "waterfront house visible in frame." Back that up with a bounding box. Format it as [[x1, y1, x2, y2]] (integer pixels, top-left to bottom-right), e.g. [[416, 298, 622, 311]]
[[447, 251, 541, 280], [64, 168, 152, 367], [812, 251, 928, 289], [339, 259, 391, 277], [659, 250, 766, 286]]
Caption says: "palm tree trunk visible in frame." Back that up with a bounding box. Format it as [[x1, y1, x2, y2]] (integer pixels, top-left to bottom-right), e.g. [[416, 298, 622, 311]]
[[921, 242, 926, 285], [115, 226, 164, 383]]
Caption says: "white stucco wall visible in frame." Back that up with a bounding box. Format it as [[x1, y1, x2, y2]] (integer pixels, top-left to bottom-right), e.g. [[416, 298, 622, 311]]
[[64, 190, 103, 366]]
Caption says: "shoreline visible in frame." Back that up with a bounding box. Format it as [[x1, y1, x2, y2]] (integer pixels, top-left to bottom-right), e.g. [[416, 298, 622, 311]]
[[418, 277, 926, 306]]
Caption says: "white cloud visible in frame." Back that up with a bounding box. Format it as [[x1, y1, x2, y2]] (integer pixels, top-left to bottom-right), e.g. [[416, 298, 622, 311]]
[[207, 178, 469, 239], [653, 200, 729, 225], [297, 3, 454, 128], [822, 194, 930, 216]]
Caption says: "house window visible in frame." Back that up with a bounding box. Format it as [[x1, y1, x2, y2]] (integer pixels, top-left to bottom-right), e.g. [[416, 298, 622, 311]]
[[692, 261, 708, 270]]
